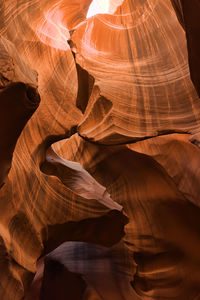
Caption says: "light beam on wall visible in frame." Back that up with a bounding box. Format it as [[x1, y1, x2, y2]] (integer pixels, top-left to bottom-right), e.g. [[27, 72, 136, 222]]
[[36, 2, 70, 51], [36, 0, 124, 50]]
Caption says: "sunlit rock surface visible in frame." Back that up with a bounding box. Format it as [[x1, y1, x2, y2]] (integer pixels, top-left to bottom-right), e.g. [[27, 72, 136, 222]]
[[73, 0, 200, 144], [0, 0, 200, 299]]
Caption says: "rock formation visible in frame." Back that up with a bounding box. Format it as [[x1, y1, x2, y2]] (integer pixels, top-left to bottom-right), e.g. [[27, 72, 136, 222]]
[[0, 0, 200, 299], [0, 37, 40, 186], [171, 0, 200, 97]]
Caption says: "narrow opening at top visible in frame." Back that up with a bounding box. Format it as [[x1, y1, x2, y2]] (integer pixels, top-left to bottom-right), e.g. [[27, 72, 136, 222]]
[[87, 0, 124, 18]]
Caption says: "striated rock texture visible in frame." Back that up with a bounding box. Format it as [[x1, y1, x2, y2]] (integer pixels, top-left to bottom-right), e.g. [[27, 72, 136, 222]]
[[52, 134, 200, 299], [0, 36, 38, 87], [0, 0, 200, 300], [73, 0, 200, 144]]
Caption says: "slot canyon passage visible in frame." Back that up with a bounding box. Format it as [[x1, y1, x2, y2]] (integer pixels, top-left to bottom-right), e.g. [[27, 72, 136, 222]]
[[0, 0, 200, 299]]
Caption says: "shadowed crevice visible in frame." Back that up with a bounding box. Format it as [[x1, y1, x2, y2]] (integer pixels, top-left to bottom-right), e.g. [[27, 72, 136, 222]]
[[0, 82, 40, 187], [42, 210, 128, 256], [171, 0, 200, 97]]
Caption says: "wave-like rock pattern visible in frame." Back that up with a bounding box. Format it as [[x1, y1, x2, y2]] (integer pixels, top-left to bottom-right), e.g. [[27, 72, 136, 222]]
[[52, 134, 200, 299], [72, 0, 200, 143], [0, 0, 200, 299], [129, 133, 200, 206]]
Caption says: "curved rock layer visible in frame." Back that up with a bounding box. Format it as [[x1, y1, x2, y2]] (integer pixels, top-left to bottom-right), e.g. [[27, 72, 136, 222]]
[[129, 133, 200, 206], [1, 0, 200, 144], [0, 1, 200, 300], [0, 3, 93, 299], [52, 134, 200, 299], [73, 0, 200, 143]]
